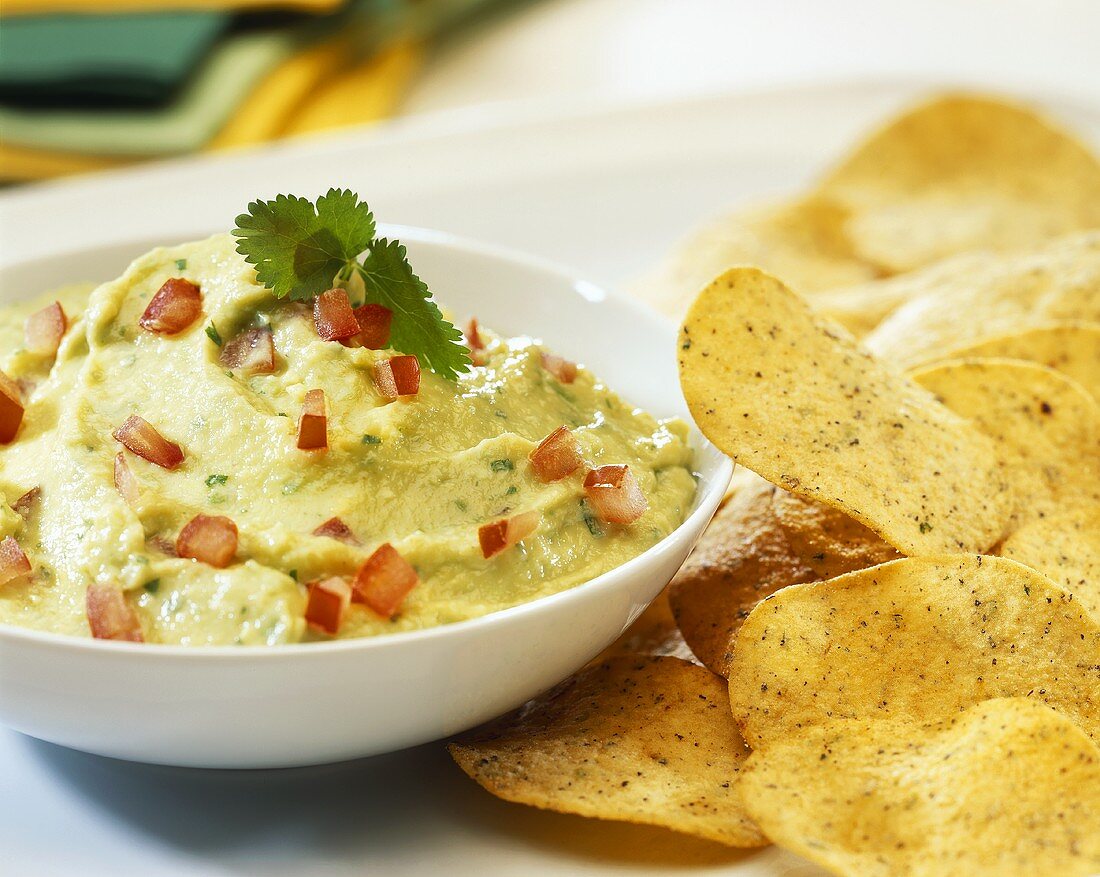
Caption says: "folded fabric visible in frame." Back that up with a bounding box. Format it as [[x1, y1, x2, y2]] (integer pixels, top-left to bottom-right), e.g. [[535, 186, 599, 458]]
[[0, 17, 327, 154], [0, 12, 229, 108], [0, 39, 420, 180], [2, 0, 343, 15]]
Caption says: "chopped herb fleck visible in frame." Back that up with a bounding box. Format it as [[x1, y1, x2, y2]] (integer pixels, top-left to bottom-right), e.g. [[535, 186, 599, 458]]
[[455, 499, 468, 512], [205, 474, 229, 487], [288, 569, 298, 582], [494, 410, 508, 419], [581, 500, 603, 537], [490, 459, 514, 472], [361, 434, 382, 445], [175, 258, 188, 270], [206, 322, 223, 346], [143, 578, 160, 594], [919, 520, 933, 534], [505, 485, 518, 495]]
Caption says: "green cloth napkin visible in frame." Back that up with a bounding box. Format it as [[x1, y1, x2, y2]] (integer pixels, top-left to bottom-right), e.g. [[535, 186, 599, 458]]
[[0, 17, 329, 155], [0, 12, 228, 107]]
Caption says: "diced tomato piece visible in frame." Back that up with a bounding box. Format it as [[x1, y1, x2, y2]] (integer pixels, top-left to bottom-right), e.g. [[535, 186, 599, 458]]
[[313, 289, 360, 341], [351, 303, 393, 349], [11, 486, 40, 520], [86, 583, 143, 642], [113, 452, 139, 505], [529, 425, 583, 482], [353, 543, 418, 618], [0, 371, 24, 445], [139, 278, 202, 335], [176, 514, 238, 568], [297, 389, 327, 450], [0, 536, 32, 586], [478, 510, 540, 559], [219, 326, 276, 374], [305, 576, 352, 636], [583, 464, 648, 524], [113, 415, 184, 469], [466, 318, 487, 366], [541, 352, 577, 384], [312, 516, 360, 545], [374, 355, 420, 399], [24, 301, 67, 357]]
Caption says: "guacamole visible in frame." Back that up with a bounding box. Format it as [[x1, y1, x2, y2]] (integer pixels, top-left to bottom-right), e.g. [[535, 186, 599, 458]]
[[0, 235, 696, 645]]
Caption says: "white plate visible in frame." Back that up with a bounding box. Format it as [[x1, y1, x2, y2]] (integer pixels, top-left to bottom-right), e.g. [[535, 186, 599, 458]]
[[0, 228, 730, 768], [1, 81, 1098, 876]]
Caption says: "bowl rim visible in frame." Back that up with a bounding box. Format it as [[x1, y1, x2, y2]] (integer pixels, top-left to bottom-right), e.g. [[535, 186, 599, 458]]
[[0, 226, 732, 659]]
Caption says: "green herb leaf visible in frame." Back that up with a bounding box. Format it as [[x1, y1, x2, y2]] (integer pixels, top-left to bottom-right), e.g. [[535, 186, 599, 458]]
[[233, 190, 468, 379], [175, 258, 188, 270], [144, 578, 160, 594], [232, 189, 376, 302], [206, 322, 223, 346], [205, 474, 229, 487], [356, 238, 470, 380], [361, 434, 382, 445], [490, 458, 514, 472]]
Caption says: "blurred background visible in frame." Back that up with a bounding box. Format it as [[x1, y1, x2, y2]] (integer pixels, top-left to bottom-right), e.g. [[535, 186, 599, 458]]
[[1, 0, 1097, 185]]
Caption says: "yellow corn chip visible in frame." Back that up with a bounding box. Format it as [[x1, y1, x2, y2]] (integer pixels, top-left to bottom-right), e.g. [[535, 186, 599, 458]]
[[679, 267, 1013, 554], [925, 322, 1100, 401], [818, 94, 1100, 272], [911, 358, 1100, 527], [740, 698, 1100, 877], [668, 474, 817, 676], [449, 656, 766, 847], [632, 196, 879, 319], [866, 232, 1100, 368], [729, 555, 1100, 748], [1001, 506, 1100, 623]]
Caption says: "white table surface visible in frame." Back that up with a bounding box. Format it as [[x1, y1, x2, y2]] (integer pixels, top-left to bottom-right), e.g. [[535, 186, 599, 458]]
[[405, 0, 1100, 114]]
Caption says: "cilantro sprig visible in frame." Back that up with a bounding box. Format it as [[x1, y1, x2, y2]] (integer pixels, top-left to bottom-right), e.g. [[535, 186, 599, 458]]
[[233, 189, 469, 380]]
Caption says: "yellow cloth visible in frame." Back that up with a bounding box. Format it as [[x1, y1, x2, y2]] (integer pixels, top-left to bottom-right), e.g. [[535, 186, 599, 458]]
[[0, 40, 421, 180], [2, 0, 343, 15]]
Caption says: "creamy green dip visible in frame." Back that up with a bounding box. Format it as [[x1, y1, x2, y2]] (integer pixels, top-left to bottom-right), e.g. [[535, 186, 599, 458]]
[[0, 235, 696, 645]]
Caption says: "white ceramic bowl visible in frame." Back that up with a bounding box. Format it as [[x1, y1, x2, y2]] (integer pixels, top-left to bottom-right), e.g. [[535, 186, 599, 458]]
[[0, 229, 731, 768]]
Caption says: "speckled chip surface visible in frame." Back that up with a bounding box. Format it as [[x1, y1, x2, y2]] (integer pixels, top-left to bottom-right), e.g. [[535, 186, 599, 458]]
[[729, 554, 1100, 747], [739, 698, 1100, 877], [678, 267, 1013, 555], [449, 655, 766, 847]]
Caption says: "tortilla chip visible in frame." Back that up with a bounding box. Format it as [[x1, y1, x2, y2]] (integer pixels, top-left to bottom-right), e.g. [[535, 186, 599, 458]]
[[811, 249, 1003, 337], [671, 473, 899, 677], [1000, 506, 1100, 623], [926, 322, 1100, 402], [911, 358, 1100, 527], [632, 196, 879, 319], [448, 655, 767, 847], [865, 232, 1100, 368], [729, 555, 1100, 748], [768, 490, 901, 580], [668, 474, 817, 676], [818, 94, 1100, 273], [739, 698, 1100, 877], [679, 268, 1012, 555], [597, 588, 695, 663]]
